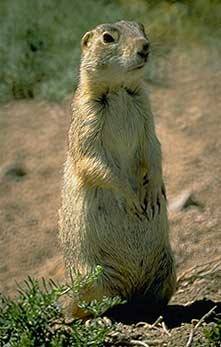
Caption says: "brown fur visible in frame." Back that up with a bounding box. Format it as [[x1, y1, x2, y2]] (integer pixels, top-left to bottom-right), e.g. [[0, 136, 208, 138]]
[[59, 21, 176, 318]]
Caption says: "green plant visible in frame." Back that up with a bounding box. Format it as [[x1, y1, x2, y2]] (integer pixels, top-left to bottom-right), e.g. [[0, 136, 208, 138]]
[[0, 0, 126, 103], [0, 267, 124, 347], [204, 317, 221, 347], [79, 296, 124, 318]]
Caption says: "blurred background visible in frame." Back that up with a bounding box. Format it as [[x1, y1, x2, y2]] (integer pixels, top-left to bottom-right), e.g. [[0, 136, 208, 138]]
[[0, 0, 220, 102], [0, 0, 220, 304]]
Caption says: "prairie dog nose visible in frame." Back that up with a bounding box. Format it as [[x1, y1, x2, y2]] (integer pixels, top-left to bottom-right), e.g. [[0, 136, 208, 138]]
[[136, 38, 150, 60]]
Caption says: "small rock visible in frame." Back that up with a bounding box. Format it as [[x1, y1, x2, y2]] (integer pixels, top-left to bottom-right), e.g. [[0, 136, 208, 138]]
[[0, 162, 27, 182], [169, 190, 203, 213]]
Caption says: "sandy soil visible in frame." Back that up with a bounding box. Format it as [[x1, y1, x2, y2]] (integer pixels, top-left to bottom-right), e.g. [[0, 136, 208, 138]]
[[0, 45, 220, 345]]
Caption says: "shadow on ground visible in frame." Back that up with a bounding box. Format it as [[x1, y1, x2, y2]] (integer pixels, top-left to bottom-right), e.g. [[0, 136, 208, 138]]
[[105, 299, 221, 328]]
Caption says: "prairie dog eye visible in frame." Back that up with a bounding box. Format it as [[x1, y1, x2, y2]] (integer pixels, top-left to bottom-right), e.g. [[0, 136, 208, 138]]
[[102, 32, 116, 43]]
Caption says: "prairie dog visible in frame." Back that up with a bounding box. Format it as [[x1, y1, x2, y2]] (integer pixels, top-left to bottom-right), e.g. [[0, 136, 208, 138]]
[[59, 20, 176, 317]]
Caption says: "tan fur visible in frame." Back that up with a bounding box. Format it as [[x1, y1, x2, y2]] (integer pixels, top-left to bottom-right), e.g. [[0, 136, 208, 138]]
[[59, 21, 176, 318]]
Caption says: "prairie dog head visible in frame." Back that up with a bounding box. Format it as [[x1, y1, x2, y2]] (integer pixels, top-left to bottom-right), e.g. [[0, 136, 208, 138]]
[[80, 20, 150, 86]]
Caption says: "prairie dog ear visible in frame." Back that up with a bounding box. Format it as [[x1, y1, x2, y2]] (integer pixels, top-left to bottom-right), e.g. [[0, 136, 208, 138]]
[[81, 31, 93, 50], [138, 22, 145, 34]]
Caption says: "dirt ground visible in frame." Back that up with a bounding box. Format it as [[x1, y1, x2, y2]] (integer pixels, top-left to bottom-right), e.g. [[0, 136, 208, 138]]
[[0, 44, 220, 345]]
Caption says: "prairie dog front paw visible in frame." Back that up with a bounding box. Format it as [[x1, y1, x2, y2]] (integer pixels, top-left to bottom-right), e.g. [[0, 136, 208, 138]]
[[122, 186, 145, 219], [143, 176, 166, 219]]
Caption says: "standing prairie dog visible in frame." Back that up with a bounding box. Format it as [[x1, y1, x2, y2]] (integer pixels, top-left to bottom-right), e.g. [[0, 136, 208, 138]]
[[59, 20, 176, 317]]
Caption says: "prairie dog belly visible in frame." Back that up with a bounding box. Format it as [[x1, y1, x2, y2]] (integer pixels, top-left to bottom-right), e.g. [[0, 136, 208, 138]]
[[102, 90, 144, 170]]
